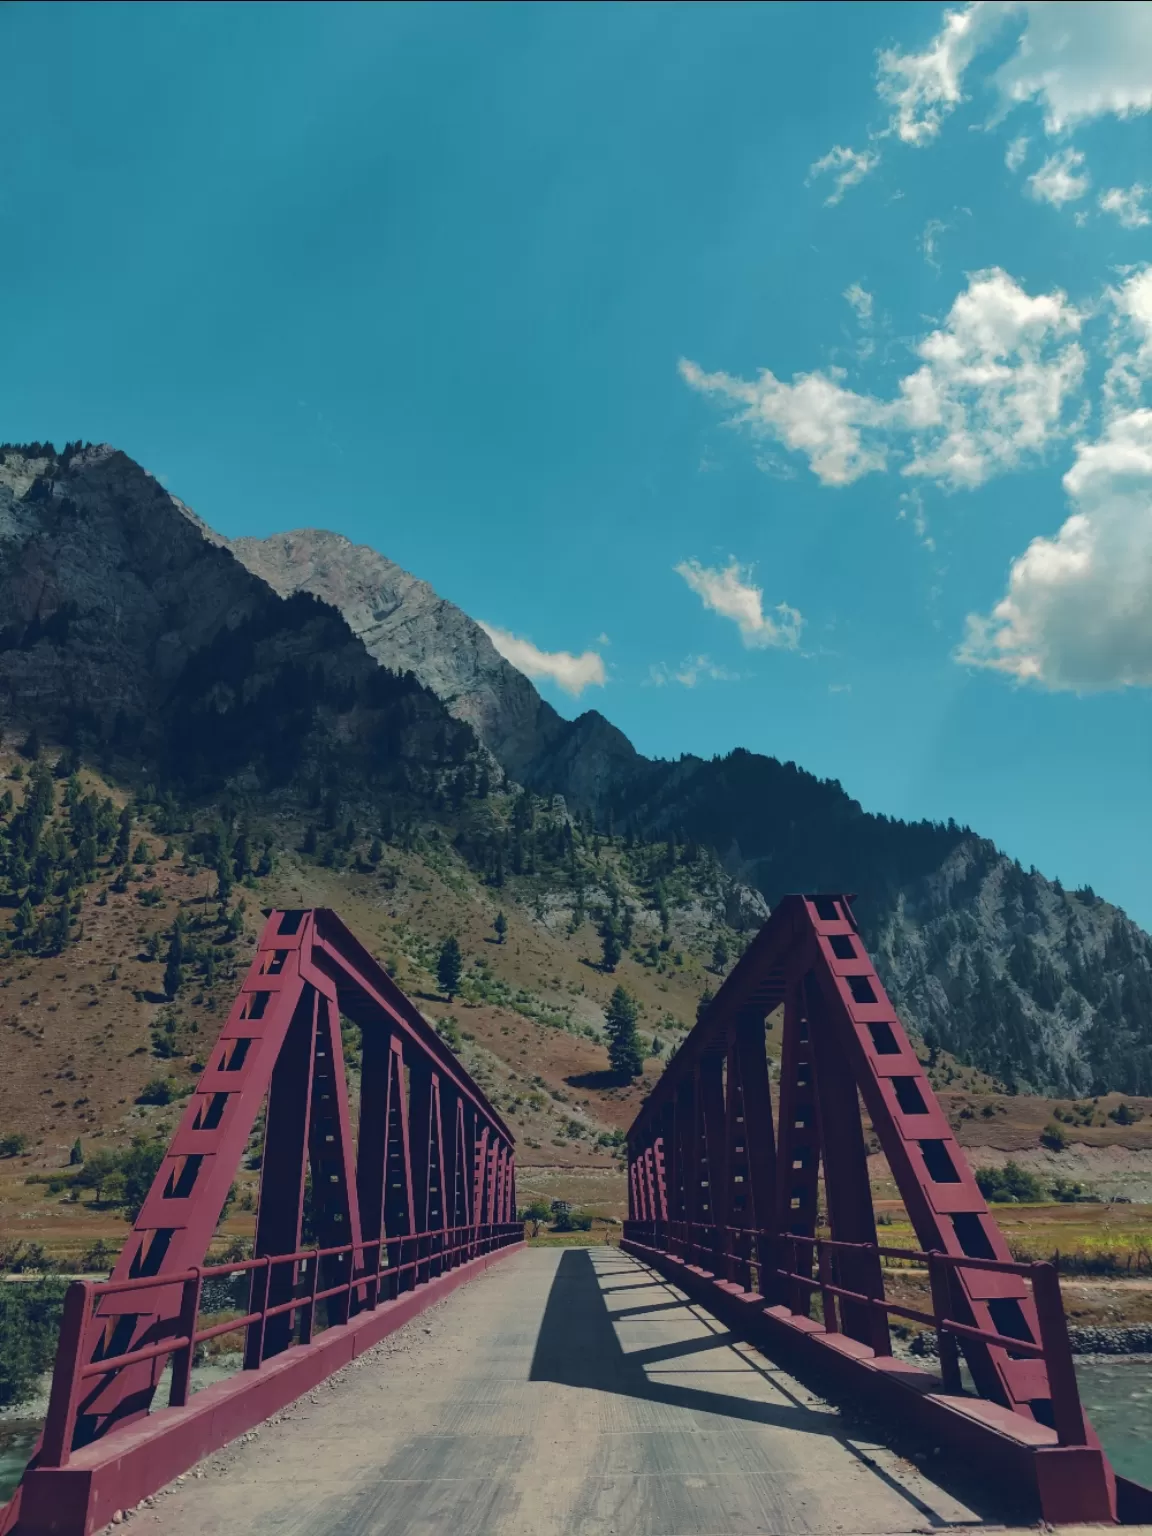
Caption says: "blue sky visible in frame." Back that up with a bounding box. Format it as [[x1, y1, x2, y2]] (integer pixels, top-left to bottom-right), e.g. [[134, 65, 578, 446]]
[[2, 2, 1151, 921]]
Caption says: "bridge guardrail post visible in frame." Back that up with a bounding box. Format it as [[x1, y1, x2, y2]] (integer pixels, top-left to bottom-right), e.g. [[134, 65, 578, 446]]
[[39, 1279, 94, 1468], [243, 1256, 273, 1369], [816, 1241, 837, 1333], [300, 1251, 320, 1344], [1031, 1262, 1087, 1446], [168, 1267, 202, 1408], [927, 1250, 962, 1393]]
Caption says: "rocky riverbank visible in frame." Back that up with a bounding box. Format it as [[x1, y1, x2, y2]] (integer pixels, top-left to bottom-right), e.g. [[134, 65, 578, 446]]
[[909, 1323, 1152, 1356]]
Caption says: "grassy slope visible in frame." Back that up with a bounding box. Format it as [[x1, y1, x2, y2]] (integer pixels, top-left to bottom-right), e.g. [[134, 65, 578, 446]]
[[1, 753, 1151, 1287]]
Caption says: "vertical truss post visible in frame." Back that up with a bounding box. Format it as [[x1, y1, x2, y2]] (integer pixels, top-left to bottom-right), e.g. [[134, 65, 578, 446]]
[[804, 970, 889, 1352], [652, 1133, 669, 1223], [697, 1054, 726, 1275], [774, 978, 821, 1312], [306, 990, 363, 1325], [246, 986, 317, 1363], [672, 1076, 694, 1257], [408, 1057, 436, 1285], [381, 1037, 415, 1297], [734, 1013, 776, 1299]]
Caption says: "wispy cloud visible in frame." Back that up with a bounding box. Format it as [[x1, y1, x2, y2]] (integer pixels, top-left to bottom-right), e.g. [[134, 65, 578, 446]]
[[1004, 134, 1029, 172], [843, 282, 874, 325], [807, 145, 879, 205], [681, 268, 1084, 492], [875, 2, 1152, 146], [674, 560, 804, 650], [1100, 184, 1151, 228], [1027, 148, 1090, 208], [648, 655, 739, 688], [478, 622, 606, 696]]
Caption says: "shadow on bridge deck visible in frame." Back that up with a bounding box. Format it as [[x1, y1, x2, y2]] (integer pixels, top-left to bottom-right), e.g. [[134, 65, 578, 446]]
[[531, 1248, 1030, 1530], [123, 1247, 1045, 1536]]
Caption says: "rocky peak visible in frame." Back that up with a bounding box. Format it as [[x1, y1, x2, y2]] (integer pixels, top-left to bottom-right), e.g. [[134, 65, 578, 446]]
[[228, 527, 635, 790]]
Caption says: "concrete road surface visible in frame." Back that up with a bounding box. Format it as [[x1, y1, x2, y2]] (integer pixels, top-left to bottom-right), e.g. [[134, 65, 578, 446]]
[[119, 1247, 1049, 1536]]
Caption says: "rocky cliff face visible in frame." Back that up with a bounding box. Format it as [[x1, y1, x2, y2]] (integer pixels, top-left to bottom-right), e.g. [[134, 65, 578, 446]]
[[0, 445, 481, 795]]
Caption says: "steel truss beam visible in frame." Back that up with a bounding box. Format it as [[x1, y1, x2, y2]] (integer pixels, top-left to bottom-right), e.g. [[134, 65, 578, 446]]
[[623, 893, 1144, 1526], [3, 909, 519, 1536]]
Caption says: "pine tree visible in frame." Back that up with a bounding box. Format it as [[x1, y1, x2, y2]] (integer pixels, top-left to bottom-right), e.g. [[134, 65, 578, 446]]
[[368, 837, 383, 865], [493, 911, 507, 944], [600, 924, 621, 973], [438, 935, 463, 1000], [113, 806, 132, 865], [232, 829, 250, 879], [711, 936, 729, 973], [164, 926, 184, 1000], [605, 986, 643, 1079], [696, 986, 714, 1023], [69, 1138, 83, 1166]]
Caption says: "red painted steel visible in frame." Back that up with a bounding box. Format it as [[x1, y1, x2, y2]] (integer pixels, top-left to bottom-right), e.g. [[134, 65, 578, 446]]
[[2, 909, 521, 1536], [623, 893, 1142, 1526]]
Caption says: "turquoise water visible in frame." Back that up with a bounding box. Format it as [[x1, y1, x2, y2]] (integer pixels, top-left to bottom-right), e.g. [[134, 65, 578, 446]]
[[1076, 1357, 1152, 1486], [0, 1422, 37, 1503]]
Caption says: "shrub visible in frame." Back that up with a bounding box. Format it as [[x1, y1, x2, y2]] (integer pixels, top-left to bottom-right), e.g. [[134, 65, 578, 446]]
[[0, 1132, 28, 1158], [974, 1161, 1047, 1203], [0, 1277, 67, 1408], [137, 1077, 175, 1106], [1040, 1123, 1068, 1152]]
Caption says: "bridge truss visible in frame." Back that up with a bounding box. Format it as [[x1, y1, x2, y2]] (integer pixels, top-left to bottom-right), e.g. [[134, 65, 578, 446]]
[[4, 908, 521, 1536], [623, 892, 1151, 1527]]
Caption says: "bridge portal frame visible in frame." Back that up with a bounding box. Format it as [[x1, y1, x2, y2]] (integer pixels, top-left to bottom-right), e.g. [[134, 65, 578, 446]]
[[2, 908, 522, 1536], [623, 892, 1150, 1527]]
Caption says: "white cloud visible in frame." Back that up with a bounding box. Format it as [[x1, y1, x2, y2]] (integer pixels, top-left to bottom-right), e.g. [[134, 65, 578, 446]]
[[648, 655, 739, 688], [807, 144, 880, 205], [844, 282, 874, 324], [1027, 147, 1090, 207], [876, 2, 1006, 146], [898, 266, 1084, 486], [992, 1, 1152, 134], [1100, 184, 1151, 229], [958, 409, 1152, 690], [876, 3, 1152, 145], [679, 357, 890, 488], [681, 268, 1084, 492], [1005, 133, 1030, 171], [1103, 264, 1152, 413], [478, 622, 606, 696], [674, 560, 804, 650]]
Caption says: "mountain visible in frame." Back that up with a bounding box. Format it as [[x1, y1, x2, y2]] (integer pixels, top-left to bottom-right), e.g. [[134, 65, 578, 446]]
[[2, 440, 1152, 1097], [229, 528, 641, 802]]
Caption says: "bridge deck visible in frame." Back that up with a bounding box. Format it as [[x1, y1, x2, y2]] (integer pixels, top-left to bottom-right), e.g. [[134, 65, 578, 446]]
[[128, 1247, 1039, 1536]]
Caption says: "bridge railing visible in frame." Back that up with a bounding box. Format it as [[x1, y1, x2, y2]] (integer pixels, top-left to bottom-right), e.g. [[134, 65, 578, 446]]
[[623, 1217, 1087, 1446], [40, 1220, 522, 1470]]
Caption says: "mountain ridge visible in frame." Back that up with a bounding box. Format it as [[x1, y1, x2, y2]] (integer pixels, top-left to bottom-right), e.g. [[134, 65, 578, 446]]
[[1, 439, 1150, 1096]]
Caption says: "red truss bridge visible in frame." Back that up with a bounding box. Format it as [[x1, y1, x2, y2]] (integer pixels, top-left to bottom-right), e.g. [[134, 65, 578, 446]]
[[2, 899, 1150, 1535], [623, 893, 1152, 1527]]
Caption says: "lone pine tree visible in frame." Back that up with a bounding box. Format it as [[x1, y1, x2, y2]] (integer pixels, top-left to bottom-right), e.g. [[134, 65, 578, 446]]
[[605, 985, 643, 1079], [438, 934, 463, 1000]]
